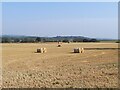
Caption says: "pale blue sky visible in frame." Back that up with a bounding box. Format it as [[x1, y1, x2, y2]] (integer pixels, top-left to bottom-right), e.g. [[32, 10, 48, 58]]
[[2, 2, 118, 39]]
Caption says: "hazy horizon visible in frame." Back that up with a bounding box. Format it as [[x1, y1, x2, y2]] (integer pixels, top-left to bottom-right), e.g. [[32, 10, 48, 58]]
[[2, 2, 118, 39]]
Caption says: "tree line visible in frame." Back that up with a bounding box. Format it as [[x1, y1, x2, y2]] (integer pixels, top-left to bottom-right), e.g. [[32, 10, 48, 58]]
[[1, 36, 99, 43]]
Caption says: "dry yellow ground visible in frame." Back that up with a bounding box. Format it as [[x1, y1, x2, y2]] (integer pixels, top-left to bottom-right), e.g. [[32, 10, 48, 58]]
[[1, 43, 119, 88]]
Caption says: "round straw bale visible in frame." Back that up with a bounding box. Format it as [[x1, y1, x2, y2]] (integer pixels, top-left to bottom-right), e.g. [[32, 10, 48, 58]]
[[58, 44, 61, 47], [37, 48, 43, 53], [74, 48, 80, 53], [43, 48, 47, 53], [37, 49, 40, 53], [81, 48, 84, 53]]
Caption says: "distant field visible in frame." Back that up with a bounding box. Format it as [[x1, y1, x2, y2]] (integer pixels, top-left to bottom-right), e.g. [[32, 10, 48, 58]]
[[99, 40, 118, 43], [2, 43, 119, 88]]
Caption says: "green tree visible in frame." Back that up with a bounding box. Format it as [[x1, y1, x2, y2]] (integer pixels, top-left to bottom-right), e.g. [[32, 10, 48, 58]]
[[36, 37, 41, 42]]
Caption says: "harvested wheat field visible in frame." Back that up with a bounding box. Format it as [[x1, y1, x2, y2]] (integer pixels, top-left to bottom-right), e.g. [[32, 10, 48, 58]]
[[2, 43, 119, 88]]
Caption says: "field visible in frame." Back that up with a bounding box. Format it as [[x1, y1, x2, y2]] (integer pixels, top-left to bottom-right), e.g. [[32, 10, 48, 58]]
[[2, 43, 119, 88]]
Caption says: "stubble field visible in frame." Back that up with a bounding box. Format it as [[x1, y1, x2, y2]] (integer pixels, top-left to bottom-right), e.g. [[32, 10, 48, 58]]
[[2, 43, 119, 88]]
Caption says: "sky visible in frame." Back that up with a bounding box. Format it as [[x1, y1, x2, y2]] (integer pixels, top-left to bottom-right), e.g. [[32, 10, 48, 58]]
[[2, 2, 118, 39]]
